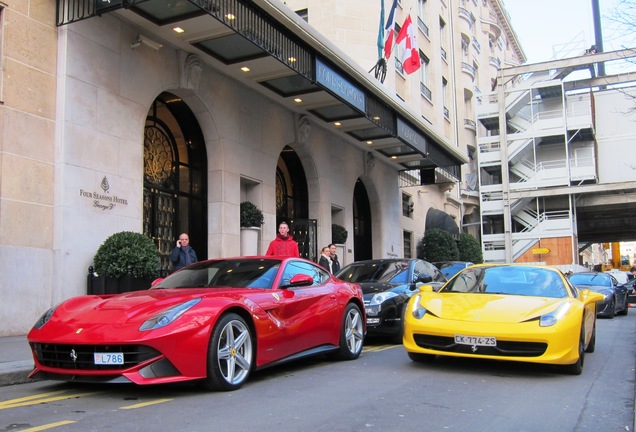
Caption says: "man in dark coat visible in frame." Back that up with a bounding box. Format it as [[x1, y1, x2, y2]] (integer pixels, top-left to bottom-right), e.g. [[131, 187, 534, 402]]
[[169, 233, 198, 272], [328, 243, 341, 274]]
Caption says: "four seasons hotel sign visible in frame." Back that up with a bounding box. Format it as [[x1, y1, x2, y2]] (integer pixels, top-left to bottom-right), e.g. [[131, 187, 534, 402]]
[[79, 176, 129, 211]]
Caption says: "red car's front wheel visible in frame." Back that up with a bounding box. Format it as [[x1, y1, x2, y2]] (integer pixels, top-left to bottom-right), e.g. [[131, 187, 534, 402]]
[[203, 313, 254, 391]]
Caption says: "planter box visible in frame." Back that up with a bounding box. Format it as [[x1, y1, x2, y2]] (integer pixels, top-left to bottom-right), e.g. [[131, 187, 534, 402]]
[[240, 227, 261, 256], [87, 274, 155, 295]]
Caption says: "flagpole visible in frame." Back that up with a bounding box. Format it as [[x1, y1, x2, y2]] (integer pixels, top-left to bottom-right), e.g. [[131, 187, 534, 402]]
[[371, 0, 389, 82]]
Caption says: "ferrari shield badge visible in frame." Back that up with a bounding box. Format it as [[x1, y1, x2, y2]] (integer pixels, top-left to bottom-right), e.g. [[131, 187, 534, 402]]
[[272, 293, 280, 301]]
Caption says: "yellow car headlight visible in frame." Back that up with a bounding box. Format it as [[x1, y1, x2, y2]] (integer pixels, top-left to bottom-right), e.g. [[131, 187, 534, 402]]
[[539, 302, 571, 327], [410, 295, 428, 319]]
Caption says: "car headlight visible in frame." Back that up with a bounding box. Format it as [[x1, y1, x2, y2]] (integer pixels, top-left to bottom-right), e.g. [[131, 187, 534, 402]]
[[366, 292, 398, 316], [139, 298, 201, 331], [410, 295, 428, 320], [368, 291, 398, 306], [33, 307, 57, 330], [539, 302, 571, 327]]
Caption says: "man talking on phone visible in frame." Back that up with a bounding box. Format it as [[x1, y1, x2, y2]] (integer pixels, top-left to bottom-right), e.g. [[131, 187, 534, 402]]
[[169, 233, 198, 272]]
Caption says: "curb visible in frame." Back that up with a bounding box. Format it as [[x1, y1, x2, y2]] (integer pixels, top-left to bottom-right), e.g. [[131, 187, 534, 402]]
[[0, 361, 35, 387]]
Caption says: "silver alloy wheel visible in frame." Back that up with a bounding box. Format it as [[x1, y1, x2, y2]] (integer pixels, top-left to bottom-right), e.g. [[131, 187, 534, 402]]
[[345, 306, 364, 355], [217, 319, 253, 385]]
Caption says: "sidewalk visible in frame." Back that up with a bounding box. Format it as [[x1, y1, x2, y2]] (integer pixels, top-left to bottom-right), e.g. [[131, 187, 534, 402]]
[[0, 336, 36, 386]]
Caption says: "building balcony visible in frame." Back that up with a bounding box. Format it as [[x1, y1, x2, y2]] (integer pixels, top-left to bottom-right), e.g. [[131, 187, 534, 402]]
[[569, 156, 597, 182], [461, 62, 476, 80], [477, 139, 501, 163], [472, 36, 481, 53], [458, 7, 475, 31], [464, 118, 476, 131], [566, 94, 593, 130], [480, 14, 502, 39]]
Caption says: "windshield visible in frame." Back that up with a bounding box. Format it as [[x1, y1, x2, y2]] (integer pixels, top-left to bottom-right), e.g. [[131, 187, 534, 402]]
[[337, 261, 410, 283], [153, 259, 281, 289], [442, 266, 568, 298], [436, 262, 471, 279], [569, 273, 611, 287]]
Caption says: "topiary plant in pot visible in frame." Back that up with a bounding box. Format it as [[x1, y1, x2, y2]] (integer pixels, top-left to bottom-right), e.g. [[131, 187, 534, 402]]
[[240, 202, 264, 256], [240, 201, 264, 228], [90, 231, 160, 294], [332, 224, 348, 244]]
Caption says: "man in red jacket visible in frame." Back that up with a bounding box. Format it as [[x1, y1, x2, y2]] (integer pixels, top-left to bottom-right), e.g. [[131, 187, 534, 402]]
[[265, 221, 300, 257]]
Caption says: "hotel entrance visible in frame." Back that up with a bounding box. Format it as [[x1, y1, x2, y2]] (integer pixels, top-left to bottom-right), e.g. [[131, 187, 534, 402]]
[[143, 92, 208, 271]]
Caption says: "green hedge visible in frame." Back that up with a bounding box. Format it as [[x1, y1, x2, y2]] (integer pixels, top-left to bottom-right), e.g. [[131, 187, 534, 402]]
[[93, 231, 160, 279]]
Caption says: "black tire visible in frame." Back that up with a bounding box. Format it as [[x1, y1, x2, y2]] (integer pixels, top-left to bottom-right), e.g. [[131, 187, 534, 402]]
[[562, 325, 584, 375], [408, 352, 436, 363], [618, 296, 629, 316], [608, 298, 615, 319], [390, 306, 407, 344], [202, 313, 253, 391], [585, 322, 596, 353], [332, 303, 364, 360]]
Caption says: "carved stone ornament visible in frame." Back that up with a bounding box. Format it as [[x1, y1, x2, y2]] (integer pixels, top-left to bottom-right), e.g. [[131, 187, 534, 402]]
[[296, 114, 311, 144], [180, 52, 203, 90], [366, 151, 376, 172]]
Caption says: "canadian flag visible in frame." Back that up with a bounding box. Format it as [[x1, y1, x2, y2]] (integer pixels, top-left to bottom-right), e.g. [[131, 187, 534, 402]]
[[396, 15, 420, 74]]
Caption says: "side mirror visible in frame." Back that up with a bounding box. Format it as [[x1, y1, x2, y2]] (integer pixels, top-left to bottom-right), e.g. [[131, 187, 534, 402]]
[[580, 289, 604, 305], [418, 285, 435, 293], [282, 274, 314, 288], [416, 274, 433, 284]]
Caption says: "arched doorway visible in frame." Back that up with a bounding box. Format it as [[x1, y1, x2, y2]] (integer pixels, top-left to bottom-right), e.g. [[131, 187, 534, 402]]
[[143, 92, 207, 271], [353, 179, 372, 260], [275, 146, 315, 260]]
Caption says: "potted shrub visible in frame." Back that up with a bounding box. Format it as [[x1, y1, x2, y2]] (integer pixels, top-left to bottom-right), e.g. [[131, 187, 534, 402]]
[[240, 201, 264, 228], [332, 224, 348, 245], [88, 231, 161, 294], [331, 224, 348, 266], [240, 201, 264, 256]]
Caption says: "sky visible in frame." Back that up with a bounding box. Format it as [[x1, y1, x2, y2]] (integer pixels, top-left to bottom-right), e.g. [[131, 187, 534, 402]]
[[504, 0, 634, 65]]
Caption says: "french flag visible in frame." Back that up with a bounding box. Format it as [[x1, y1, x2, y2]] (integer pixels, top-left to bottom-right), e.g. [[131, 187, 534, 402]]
[[396, 15, 421, 74], [383, 0, 399, 59]]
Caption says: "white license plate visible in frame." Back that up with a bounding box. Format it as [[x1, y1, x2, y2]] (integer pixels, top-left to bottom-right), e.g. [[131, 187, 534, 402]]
[[454, 335, 497, 346], [94, 352, 124, 365]]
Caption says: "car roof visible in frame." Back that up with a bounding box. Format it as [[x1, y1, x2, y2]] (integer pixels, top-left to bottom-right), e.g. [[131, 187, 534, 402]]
[[344, 258, 417, 265]]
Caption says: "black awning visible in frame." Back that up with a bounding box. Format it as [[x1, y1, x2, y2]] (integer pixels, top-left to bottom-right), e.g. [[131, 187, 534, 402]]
[[426, 208, 459, 235]]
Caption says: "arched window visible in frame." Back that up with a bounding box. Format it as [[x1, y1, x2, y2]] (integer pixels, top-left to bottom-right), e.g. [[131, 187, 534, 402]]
[[143, 92, 207, 271]]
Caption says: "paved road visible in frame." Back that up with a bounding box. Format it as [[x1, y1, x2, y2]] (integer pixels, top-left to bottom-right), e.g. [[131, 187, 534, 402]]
[[2, 313, 634, 432]]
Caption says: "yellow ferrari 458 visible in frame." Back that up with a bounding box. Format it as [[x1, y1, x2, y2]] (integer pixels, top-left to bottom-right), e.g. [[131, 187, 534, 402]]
[[403, 264, 604, 375]]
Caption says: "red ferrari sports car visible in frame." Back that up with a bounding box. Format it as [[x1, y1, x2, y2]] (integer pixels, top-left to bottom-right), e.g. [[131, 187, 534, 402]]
[[27, 257, 365, 391]]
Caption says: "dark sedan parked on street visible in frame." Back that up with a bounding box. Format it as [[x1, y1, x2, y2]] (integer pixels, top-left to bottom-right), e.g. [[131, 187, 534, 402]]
[[336, 259, 446, 343], [568, 272, 629, 318]]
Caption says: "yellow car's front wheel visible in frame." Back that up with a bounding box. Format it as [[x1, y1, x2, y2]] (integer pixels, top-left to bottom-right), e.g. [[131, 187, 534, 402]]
[[561, 324, 585, 375]]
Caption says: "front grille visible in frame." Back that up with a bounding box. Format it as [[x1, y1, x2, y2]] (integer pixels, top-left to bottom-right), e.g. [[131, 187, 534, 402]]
[[413, 334, 547, 357], [31, 343, 160, 370]]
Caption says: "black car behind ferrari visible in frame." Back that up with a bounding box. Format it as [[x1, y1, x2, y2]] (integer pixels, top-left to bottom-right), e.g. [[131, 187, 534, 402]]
[[336, 259, 446, 342], [568, 272, 629, 318]]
